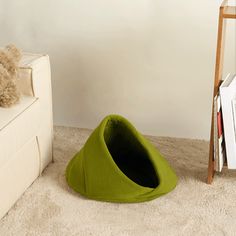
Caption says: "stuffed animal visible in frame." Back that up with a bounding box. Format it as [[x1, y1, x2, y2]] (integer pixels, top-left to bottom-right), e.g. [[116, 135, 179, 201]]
[[0, 45, 21, 107]]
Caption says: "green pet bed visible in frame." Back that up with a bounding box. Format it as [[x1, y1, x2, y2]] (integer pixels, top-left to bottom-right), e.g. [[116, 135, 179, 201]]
[[66, 115, 177, 203]]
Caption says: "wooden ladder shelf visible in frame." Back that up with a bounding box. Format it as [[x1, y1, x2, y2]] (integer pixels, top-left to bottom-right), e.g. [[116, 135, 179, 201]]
[[207, 0, 236, 184]]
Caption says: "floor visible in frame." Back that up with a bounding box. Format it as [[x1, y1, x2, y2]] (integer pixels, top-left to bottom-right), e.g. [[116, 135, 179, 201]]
[[1, 126, 236, 236]]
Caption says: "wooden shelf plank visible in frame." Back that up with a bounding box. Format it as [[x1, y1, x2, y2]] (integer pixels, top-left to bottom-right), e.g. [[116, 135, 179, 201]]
[[223, 6, 236, 18]]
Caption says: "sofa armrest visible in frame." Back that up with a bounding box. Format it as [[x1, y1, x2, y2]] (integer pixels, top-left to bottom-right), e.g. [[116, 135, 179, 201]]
[[18, 52, 54, 170]]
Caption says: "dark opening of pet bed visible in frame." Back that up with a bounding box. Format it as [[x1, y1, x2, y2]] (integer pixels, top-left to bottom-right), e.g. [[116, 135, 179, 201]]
[[104, 119, 159, 188]]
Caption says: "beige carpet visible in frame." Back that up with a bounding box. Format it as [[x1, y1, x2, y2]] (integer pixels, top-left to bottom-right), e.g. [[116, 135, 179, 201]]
[[1, 127, 236, 236]]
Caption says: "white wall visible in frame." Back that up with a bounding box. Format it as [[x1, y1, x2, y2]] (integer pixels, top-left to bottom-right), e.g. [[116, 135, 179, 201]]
[[0, 0, 235, 139]]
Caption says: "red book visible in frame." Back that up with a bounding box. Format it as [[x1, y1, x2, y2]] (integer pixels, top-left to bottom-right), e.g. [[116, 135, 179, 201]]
[[217, 111, 223, 138]]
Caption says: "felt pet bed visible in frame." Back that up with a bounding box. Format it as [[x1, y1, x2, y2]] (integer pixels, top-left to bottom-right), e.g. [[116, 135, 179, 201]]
[[66, 115, 177, 202]]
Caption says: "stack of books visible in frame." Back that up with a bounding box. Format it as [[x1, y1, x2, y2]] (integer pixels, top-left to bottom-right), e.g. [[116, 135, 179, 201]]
[[214, 73, 236, 171]]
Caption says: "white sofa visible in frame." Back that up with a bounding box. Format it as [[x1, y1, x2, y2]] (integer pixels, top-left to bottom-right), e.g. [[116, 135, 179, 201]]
[[0, 53, 53, 219]]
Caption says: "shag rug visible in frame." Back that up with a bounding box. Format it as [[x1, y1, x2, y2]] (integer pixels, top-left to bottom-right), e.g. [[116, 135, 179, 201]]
[[1, 126, 236, 236]]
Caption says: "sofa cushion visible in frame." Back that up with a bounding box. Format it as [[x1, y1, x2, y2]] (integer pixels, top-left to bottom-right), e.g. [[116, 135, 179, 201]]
[[0, 96, 40, 168], [0, 96, 37, 131]]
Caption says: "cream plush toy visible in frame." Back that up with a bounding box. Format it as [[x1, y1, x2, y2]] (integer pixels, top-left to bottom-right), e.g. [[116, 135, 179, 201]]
[[0, 45, 21, 107]]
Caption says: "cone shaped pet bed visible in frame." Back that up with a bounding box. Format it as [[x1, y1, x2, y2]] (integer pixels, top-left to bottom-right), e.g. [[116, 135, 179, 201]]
[[66, 115, 177, 202]]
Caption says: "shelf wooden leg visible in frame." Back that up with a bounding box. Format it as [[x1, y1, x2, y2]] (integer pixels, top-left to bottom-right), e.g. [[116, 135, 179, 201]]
[[207, 5, 226, 184], [207, 114, 215, 184]]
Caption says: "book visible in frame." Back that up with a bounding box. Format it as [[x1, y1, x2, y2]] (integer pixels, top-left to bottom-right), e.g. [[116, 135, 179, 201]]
[[214, 95, 225, 172], [231, 99, 236, 142], [219, 73, 236, 169], [213, 96, 219, 170]]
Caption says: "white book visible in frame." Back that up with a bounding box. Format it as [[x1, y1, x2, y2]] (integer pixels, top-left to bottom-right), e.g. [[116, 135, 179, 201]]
[[219, 73, 236, 169], [232, 99, 236, 142], [217, 96, 225, 171], [213, 96, 219, 171]]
